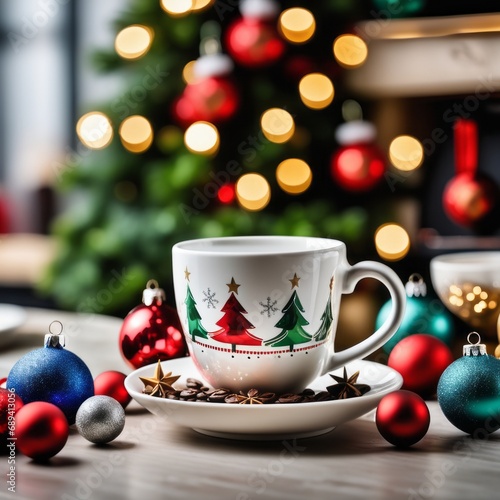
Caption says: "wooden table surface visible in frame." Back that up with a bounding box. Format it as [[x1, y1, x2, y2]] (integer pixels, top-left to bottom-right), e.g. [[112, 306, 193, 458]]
[[1, 308, 500, 500]]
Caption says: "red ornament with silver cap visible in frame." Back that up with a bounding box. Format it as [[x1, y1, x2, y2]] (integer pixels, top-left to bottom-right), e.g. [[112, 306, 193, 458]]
[[173, 22, 239, 126], [118, 280, 186, 369], [225, 0, 285, 68], [330, 119, 386, 192]]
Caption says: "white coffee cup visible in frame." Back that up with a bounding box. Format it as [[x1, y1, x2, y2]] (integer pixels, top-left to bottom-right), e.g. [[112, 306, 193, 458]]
[[172, 236, 405, 393]]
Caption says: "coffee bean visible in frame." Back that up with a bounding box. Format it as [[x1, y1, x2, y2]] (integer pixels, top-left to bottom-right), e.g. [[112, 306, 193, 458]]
[[180, 388, 198, 398], [196, 392, 208, 400], [224, 394, 242, 404], [207, 389, 231, 402], [301, 388, 315, 397], [277, 393, 303, 404], [186, 378, 204, 389]]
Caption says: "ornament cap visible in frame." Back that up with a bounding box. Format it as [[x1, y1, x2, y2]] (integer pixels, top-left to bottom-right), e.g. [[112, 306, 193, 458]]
[[44, 320, 66, 348], [463, 332, 487, 356], [335, 120, 376, 146], [405, 273, 427, 298], [142, 279, 166, 306]]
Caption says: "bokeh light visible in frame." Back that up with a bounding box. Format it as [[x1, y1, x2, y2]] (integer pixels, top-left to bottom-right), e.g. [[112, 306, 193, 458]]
[[389, 135, 424, 171], [333, 34, 368, 68], [160, 0, 193, 17], [115, 25, 153, 60], [299, 73, 334, 109], [260, 108, 295, 144], [276, 158, 312, 194], [191, 0, 214, 12], [76, 112, 113, 150], [119, 115, 154, 153], [218, 184, 235, 204], [375, 223, 410, 261], [279, 8, 316, 44], [236, 173, 271, 211], [182, 60, 199, 84], [184, 121, 220, 156]]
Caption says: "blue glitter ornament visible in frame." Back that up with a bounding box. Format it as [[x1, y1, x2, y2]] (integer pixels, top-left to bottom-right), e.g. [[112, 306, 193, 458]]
[[7, 321, 94, 425], [377, 274, 454, 353], [437, 332, 500, 436]]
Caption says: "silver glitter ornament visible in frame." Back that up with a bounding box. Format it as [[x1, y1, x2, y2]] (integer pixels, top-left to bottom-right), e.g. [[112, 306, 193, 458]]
[[76, 396, 125, 444]]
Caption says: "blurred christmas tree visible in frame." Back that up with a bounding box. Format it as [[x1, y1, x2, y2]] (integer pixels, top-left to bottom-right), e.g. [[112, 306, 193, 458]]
[[42, 0, 398, 315]]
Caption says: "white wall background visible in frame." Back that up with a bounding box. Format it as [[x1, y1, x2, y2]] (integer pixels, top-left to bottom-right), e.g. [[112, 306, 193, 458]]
[[1, 0, 125, 231]]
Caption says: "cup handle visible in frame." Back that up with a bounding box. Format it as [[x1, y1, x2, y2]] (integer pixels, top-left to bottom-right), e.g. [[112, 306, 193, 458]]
[[325, 260, 406, 372]]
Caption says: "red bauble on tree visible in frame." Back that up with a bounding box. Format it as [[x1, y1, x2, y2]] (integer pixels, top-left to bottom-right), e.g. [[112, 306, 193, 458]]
[[225, 0, 285, 68], [388, 334, 454, 399], [174, 76, 239, 125], [443, 119, 499, 231], [376, 390, 430, 447], [119, 280, 186, 369], [0, 386, 23, 445], [94, 371, 131, 409], [15, 402, 69, 460], [331, 120, 386, 192]]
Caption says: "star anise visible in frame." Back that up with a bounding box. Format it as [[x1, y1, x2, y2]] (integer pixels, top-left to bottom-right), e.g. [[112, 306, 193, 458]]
[[225, 388, 276, 404], [326, 367, 370, 400], [139, 360, 180, 398]]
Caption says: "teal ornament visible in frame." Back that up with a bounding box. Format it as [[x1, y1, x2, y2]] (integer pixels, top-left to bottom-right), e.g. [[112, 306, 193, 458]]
[[7, 321, 94, 425], [377, 274, 454, 353], [438, 333, 500, 435], [372, 0, 426, 18]]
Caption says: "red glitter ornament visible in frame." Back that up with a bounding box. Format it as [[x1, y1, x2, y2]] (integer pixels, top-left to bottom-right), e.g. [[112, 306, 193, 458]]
[[119, 280, 186, 369]]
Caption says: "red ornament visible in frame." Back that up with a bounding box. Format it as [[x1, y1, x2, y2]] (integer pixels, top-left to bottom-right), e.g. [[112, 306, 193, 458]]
[[94, 371, 131, 409], [331, 121, 385, 192], [225, 18, 285, 68], [388, 334, 454, 398], [331, 144, 385, 192], [376, 390, 430, 447], [173, 77, 239, 126], [119, 280, 186, 369], [443, 173, 498, 229], [15, 402, 69, 460], [0, 387, 23, 444], [443, 118, 499, 229]]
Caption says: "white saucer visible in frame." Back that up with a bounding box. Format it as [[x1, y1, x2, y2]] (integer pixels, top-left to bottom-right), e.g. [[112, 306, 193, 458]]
[[0, 304, 26, 348], [125, 357, 403, 440]]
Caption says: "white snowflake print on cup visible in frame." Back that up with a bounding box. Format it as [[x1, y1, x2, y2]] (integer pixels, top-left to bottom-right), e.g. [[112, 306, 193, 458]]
[[172, 236, 405, 393]]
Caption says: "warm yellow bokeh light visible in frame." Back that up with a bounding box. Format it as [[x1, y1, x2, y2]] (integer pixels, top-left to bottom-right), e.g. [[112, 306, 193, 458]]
[[389, 135, 424, 171], [191, 0, 214, 12], [182, 60, 198, 84], [279, 8, 316, 44], [119, 115, 153, 153], [236, 173, 271, 211], [260, 108, 295, 144], [374, 223, 411, 261], [276, 158, 312, 194], [160, 0, 193, 17], [184, 121, 220, 156], [333, 34, 368, 68], [299, 73, 334, 110], [76, 112, 113, 150], [115, 25, 153, 60]]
